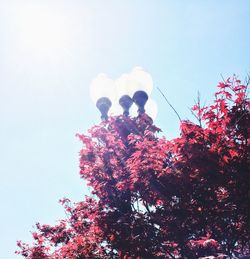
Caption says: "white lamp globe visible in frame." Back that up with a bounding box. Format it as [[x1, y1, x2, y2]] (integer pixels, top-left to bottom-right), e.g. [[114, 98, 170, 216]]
[[145, 98, 158, 120], [90, 73, 117, 104], [130, 67, 153, 95], [115, 67, 153, 98]]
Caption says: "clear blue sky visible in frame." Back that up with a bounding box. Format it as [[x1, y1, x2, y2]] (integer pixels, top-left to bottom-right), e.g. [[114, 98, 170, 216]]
[[0, 1, 249, 258]]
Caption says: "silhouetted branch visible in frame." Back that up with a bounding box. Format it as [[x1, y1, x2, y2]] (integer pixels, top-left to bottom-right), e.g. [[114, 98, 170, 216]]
[[157, 87, 181, 122]]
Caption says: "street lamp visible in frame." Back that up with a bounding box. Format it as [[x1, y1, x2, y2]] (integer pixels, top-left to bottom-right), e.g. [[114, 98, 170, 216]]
[[115, 71, 152, 117], [96, 97, 112, 121], [90, 69, 157, 120], [90, 74, 116, 120], [132, 90, 149, 115], [94, 90, 150, 120], [119, 95, 133, 117]]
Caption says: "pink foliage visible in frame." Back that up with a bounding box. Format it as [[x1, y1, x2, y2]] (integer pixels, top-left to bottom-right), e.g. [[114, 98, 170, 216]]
[[17, 76, 250, 258]]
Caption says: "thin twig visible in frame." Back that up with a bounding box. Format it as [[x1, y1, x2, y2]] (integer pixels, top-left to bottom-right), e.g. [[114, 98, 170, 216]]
[[189, 107, 201, 127], [220, 73, 226, 83], [245, 73, 250, 87], [197, 91, 202, 127], [157, 87, 182, 122]]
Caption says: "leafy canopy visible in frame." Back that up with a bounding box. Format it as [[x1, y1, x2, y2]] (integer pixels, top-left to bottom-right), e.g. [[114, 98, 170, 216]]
[[17, 76, 250, 258]]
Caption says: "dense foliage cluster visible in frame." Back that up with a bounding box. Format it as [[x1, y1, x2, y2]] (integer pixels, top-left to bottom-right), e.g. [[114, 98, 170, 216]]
[[17, 77, 250, 258]]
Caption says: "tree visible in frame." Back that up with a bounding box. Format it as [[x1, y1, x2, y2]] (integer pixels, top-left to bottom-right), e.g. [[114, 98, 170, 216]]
[[17, 76, 250, 258]]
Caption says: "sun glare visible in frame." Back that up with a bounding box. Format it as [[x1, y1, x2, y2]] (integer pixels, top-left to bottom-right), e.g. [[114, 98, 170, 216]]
[[11, 3, 70, 58]]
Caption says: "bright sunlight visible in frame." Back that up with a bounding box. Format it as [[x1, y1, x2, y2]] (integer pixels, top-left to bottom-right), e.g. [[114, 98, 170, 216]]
[[8, 2, 76, 63]]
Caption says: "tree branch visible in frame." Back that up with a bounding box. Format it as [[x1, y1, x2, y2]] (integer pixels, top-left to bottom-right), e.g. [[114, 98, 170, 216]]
[[157, 87, 182, 122]]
